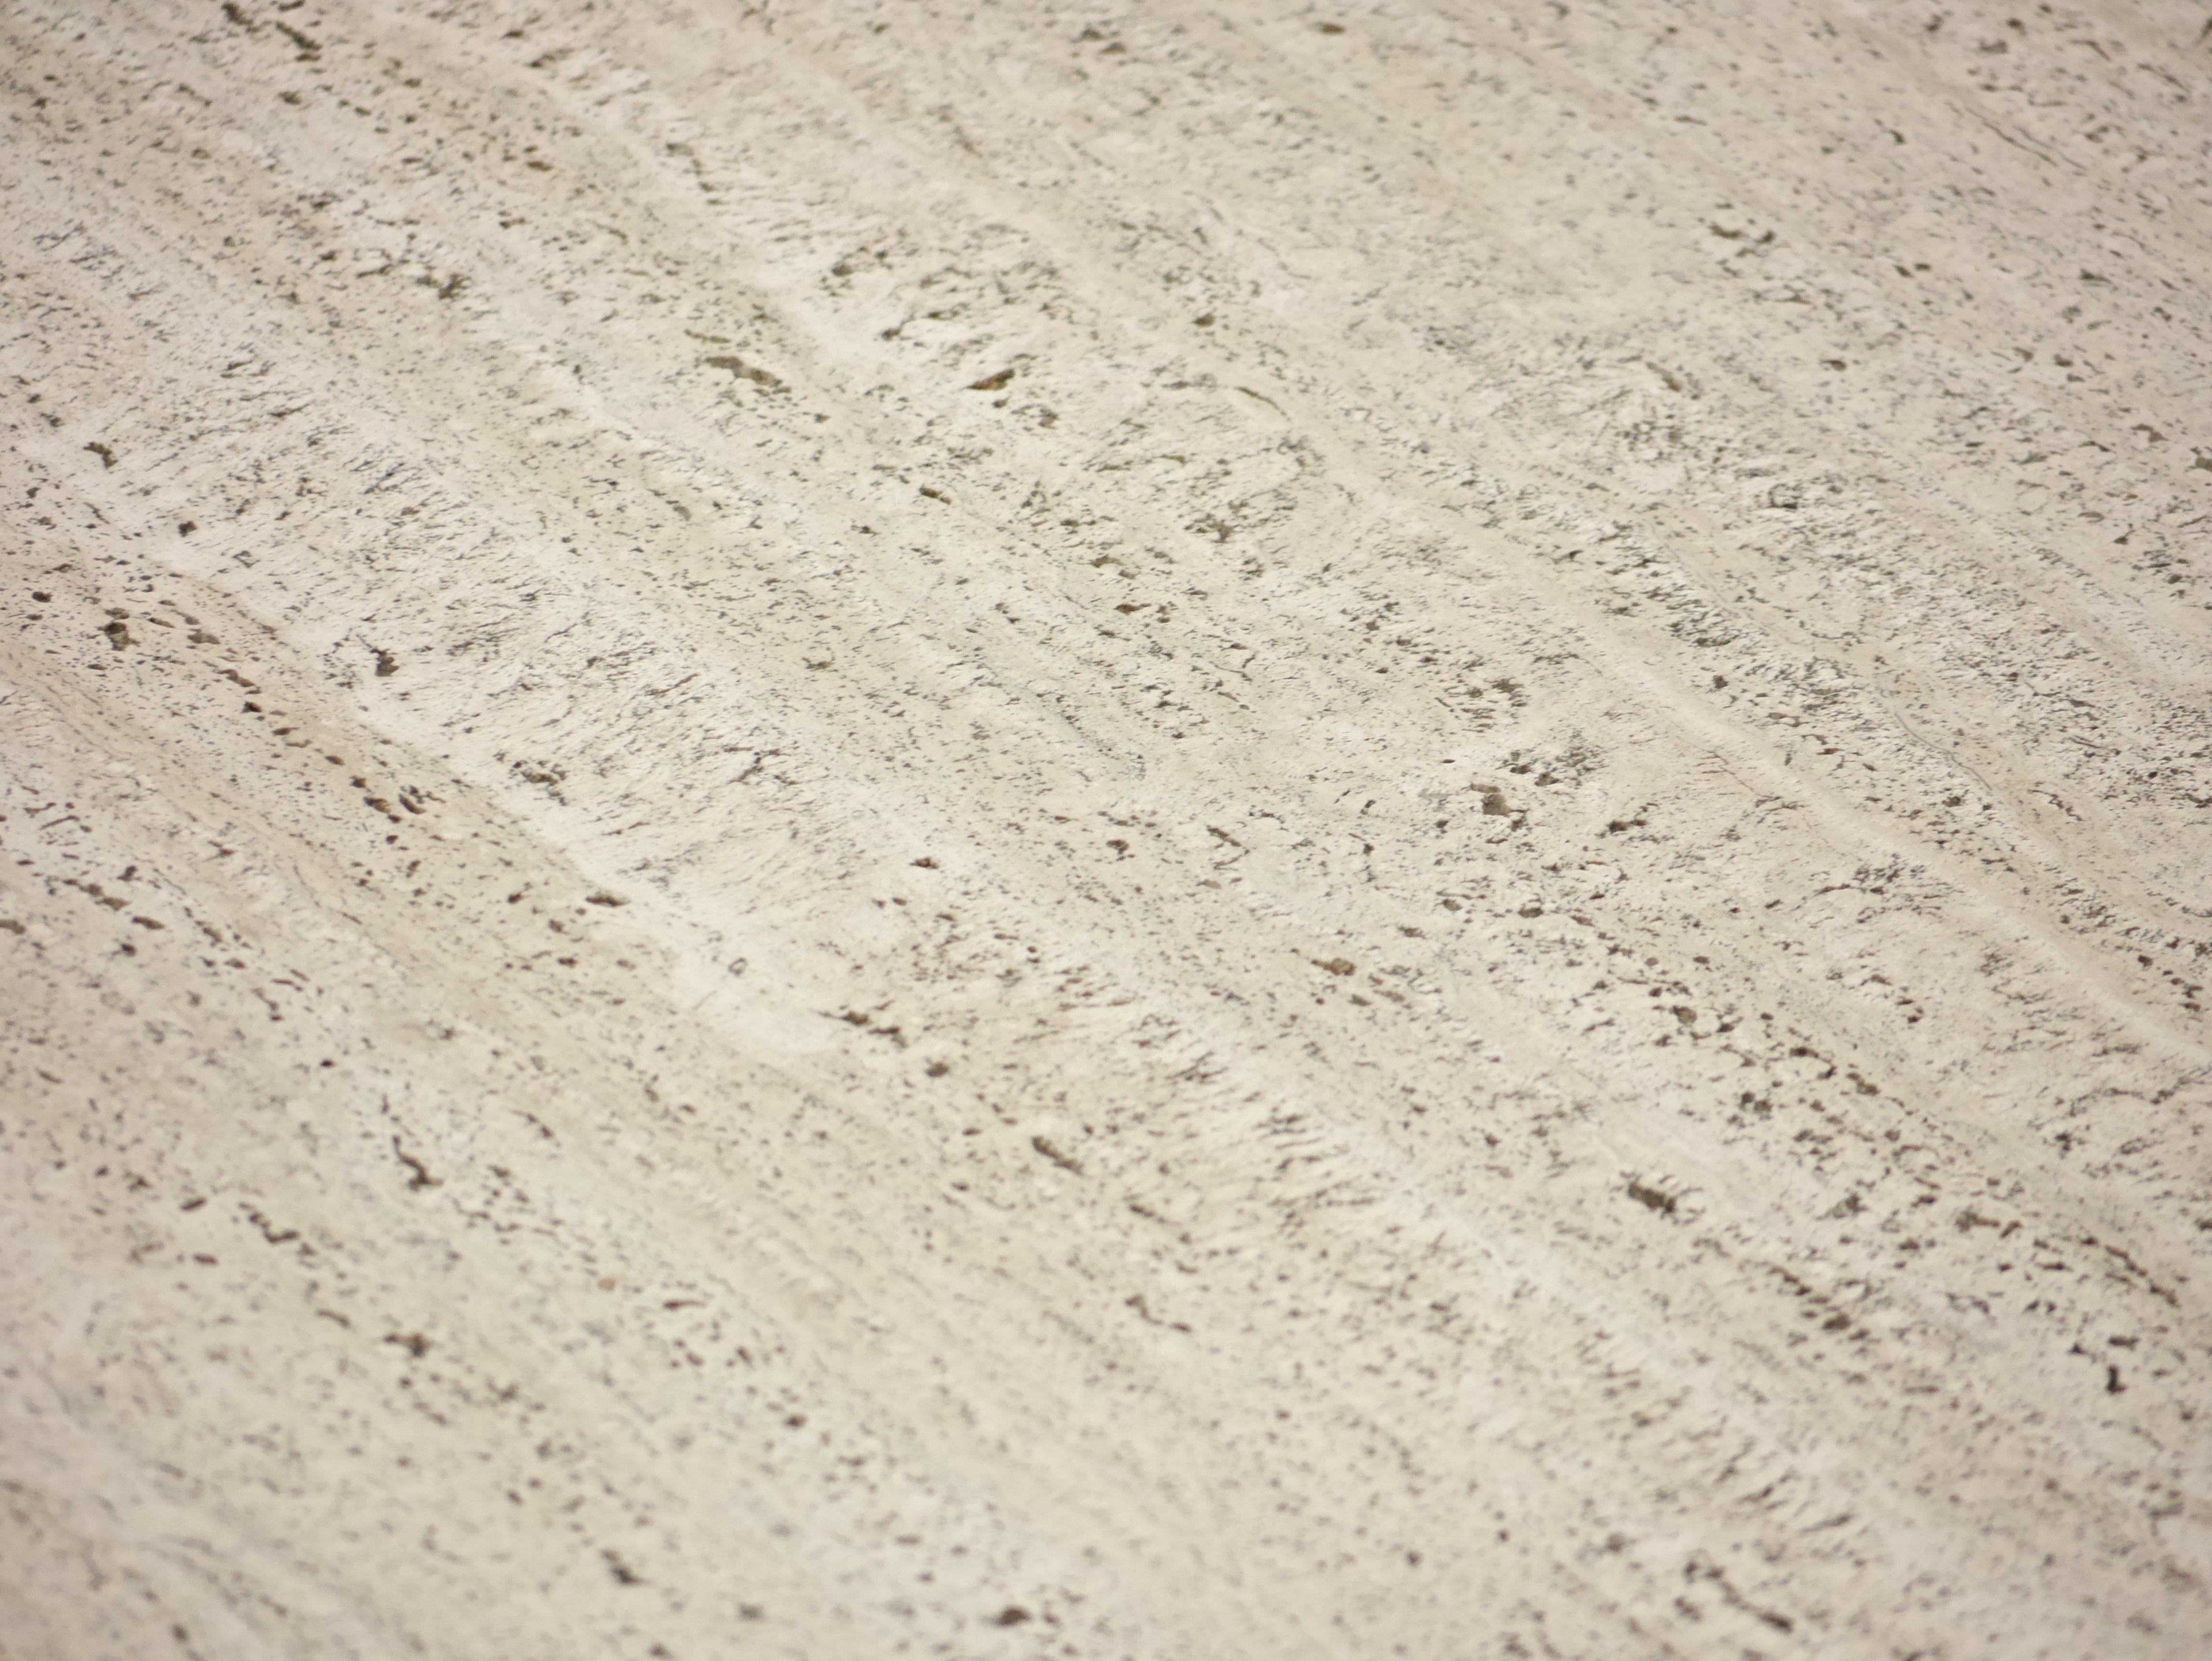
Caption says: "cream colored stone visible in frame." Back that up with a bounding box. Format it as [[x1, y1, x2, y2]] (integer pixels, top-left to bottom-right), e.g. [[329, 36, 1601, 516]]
[[3, 3, 2208, 1657]]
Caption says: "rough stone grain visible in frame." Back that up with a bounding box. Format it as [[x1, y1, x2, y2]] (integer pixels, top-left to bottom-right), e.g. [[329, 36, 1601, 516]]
[[3, 3, 2210, 1658]]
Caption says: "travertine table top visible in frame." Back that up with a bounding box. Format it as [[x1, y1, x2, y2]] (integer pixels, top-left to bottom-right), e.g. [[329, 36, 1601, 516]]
[[4, 3, 2209, 1656]]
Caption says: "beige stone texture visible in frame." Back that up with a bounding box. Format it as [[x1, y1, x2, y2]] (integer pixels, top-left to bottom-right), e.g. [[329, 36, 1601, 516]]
[[3, 2, 2209, 1657]]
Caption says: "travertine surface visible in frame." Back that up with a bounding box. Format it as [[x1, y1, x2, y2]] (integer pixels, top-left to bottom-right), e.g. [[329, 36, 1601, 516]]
[[4, 2, 2210, 1656]]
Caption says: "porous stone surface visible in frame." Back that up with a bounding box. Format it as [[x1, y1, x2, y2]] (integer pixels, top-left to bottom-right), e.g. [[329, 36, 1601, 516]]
[[3, 3, 2209, 1657]]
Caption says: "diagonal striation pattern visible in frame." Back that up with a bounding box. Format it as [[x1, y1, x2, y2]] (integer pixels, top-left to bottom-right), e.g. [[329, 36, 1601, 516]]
[[3, 2, 2209, 1657]]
